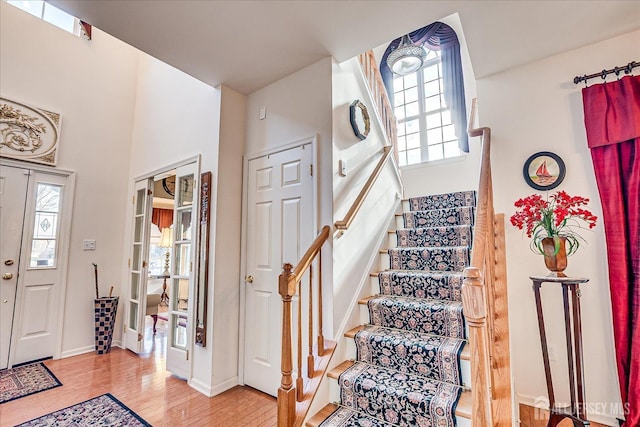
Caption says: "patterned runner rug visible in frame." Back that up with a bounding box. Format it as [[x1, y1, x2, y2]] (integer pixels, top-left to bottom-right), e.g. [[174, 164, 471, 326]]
[[0, 361, 61, 404], [16, 393, 151, 426]]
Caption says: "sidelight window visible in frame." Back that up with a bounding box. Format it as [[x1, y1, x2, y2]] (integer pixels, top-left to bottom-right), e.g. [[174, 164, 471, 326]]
[[29, 183, 62, 268]]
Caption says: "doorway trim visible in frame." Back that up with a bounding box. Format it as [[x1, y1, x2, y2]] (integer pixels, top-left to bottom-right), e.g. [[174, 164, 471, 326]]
[[0, 158, 76, 366], [238, 135, 318, 386]]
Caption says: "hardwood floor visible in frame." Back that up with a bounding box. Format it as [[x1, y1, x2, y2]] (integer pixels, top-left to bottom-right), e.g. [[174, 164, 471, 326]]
[[0, 317, 276, 426], [519, 403, 613, 427]]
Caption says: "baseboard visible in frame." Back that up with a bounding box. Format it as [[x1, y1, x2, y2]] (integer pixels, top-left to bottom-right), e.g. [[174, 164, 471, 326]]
[[189, 376, 238, 397], [518, 393, 620, 426], [60, 345, 95, 359]]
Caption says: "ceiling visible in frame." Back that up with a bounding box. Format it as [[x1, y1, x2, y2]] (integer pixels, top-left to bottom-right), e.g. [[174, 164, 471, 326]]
[[50, 1, 640, 95]]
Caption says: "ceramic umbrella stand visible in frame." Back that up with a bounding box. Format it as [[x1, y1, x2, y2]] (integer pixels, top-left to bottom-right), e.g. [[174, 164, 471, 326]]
[[92, 263, 118, 354], [94, 296, 118, 354]]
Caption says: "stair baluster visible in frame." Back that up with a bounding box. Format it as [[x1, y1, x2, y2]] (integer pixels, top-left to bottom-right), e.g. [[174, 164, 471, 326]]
[[278, 226, 331, 427]]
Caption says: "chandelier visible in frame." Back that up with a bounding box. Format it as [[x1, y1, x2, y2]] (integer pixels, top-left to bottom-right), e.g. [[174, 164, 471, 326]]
[[386, 33, 427, 76]]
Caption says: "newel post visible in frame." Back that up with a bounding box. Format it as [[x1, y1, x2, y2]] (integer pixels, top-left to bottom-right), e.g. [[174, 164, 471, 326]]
[[278, 263, 296, 427], [462, 266, 493, 426]]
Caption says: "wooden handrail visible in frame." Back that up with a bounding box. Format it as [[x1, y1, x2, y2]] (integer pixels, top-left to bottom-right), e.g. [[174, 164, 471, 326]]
[[278, 225, 331, 427], [467, 98, 492, 269], [334, 145, 392, 231], [291, 226, 330, 282], [462, 98, 512, 426]]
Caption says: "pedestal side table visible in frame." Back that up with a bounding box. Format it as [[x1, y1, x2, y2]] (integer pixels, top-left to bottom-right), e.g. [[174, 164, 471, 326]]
[[531, 275, 590, 427]]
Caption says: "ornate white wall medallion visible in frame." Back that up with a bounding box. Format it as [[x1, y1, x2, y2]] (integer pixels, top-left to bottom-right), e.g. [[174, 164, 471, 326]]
[[0, 97, 61, 166]]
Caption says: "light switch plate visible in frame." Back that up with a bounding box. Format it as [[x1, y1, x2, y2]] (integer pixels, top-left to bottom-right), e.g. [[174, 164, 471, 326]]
[[339, 159, 347, 177], [83, 239, 96, 250]]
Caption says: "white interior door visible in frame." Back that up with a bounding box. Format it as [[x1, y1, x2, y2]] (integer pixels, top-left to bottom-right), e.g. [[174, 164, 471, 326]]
[[0, 165, 29, 369], [124, 178, 153, 354], [166, 162, 198, 379], [243, 143, 313, 396], [1, 164, 73, 368]]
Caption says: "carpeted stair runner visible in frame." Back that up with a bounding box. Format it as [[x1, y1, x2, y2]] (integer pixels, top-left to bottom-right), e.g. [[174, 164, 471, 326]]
[[314, 190, 475, 427], [354, 325, 464, 385]]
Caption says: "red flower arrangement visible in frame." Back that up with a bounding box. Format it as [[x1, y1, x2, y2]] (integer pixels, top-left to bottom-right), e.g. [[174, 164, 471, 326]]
[[510, 191, 597, 256]]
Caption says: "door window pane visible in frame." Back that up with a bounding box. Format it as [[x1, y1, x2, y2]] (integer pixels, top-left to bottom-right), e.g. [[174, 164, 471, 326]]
[[176, 211, 192, 240], [129, 302, 139, 329], [175, 243, 191, 277], [172, 314, 187, 348], [29, 183, 62, 268], [30, 239, 56, 267], [177, 175, 194, 207]]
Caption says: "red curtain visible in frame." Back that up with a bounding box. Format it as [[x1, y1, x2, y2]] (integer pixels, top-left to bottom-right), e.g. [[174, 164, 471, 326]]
[[583, 75, 640, 426], [151, 208, 173, 230]]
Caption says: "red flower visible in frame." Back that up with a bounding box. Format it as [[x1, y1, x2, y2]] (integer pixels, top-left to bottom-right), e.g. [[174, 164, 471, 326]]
[[510, 191, 597, 255]]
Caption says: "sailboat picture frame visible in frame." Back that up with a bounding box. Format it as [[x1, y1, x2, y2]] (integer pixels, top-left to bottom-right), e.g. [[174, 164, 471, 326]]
[[523, 151, 566, 191]]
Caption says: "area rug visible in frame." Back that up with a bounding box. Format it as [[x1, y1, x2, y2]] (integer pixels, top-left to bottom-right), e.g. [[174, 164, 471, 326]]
[[16, 393, 151, 426], [0, 361, 62, 404]]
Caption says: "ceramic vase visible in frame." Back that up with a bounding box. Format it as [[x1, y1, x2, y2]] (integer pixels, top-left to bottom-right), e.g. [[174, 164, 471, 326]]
[[541, 236, 568, 277]]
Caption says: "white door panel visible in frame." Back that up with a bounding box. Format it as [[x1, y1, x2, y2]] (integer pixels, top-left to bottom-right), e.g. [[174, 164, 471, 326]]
[[0, 166, 29, 369], [1, 166, 72, 368], [243, 143, 313, 396]]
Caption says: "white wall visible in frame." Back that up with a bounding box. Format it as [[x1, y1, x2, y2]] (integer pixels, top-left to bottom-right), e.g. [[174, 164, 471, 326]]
[[478, 29, 640, 426], [207, 85, 247, 395], [0, 3, 139, 357], [126, 54, 220, 393], [331, 57, 403, 333], [245, 57, 334, 335]]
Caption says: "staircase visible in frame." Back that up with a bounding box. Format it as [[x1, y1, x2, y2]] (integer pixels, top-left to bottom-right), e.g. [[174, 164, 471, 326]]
[[308, 191, 475, 427]]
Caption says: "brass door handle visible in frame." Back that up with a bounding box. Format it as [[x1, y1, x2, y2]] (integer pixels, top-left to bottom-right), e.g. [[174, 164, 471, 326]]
[[4, 259, 14, 266], [245, 275, 254, 284], [2, 273, 13, 280]]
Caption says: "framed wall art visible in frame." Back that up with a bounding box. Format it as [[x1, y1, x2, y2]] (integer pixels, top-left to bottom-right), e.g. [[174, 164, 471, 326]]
[[349, 99, 370, 141], [0, 97, 61, 166], [523, 151, 566, 191]]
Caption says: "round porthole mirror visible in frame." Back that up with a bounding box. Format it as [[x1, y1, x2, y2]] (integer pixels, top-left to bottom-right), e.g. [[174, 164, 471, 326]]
[[350, 100, 370, 141]]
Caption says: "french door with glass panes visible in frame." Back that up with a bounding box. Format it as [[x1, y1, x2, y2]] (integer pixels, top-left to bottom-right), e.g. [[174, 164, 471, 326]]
[[124, 178, 153, 354], [166, 163, 198, 378]]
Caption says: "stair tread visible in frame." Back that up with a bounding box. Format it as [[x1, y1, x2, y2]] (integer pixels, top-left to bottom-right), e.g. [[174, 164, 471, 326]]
[[328, 360, 354, 379], [305, 403, 339, 427], [358, 294, 462, 306], [312, 388, 471, 422], [457, 390, 472, 418], [371, 269, 465, 277], [346, 324, 470, 360], [344, 325, 365, 338]]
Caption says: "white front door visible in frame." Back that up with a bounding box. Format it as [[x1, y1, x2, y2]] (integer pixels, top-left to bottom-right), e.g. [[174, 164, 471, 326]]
[[166, 163, 198, 379], [124, 178, 153, 354], [0, 166, 29, 369], [243, 143, 314, 396], [0, 164, 73, 369]]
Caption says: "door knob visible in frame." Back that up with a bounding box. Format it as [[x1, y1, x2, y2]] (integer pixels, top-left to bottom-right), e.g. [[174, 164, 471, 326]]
[[4, 259, 14, 266], [245, 275, 254, 283], [2, 273, 13, 280]]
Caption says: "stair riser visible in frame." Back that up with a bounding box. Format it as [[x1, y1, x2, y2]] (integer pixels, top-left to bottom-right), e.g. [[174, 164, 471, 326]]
[[345, 337, 472, 388], [379, 252, 390, 271], [387, 232, 398, 248], [402, 199, 410, 212], [326, 375, 470, 426]]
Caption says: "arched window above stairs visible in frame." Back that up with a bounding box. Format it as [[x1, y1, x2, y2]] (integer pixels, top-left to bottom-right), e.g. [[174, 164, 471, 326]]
[[380, 22, 468, 165]]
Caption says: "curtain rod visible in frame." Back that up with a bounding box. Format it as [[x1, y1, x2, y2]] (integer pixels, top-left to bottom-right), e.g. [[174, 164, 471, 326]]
[[573, 60, 639, 84]]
